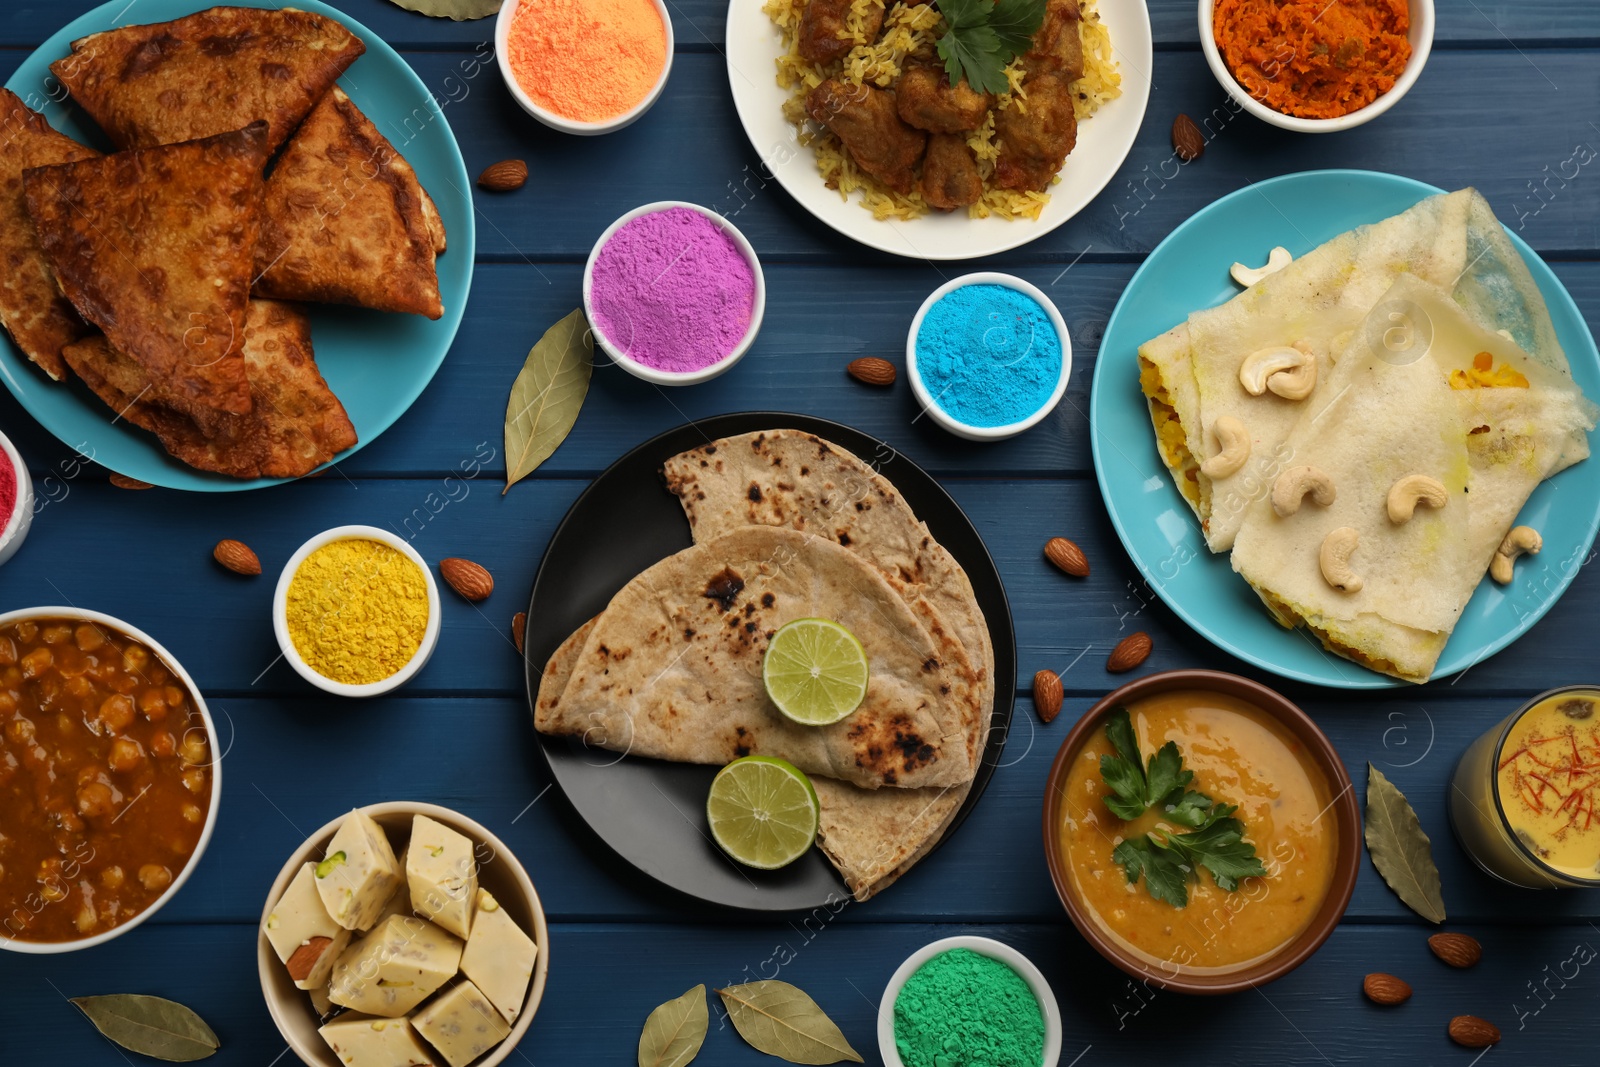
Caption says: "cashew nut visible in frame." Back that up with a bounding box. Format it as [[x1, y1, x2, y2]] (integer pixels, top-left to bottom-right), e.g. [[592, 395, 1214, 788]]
[[1489, 525, 1542, 584], [1239, 344, 1317, 400], [1319, 527, 1363, 593], [1230, 246, 1293, 287], [1199, 415, 1251, 479], [1386, 475, 1449, 524], [1272, 465, 1336, 517]]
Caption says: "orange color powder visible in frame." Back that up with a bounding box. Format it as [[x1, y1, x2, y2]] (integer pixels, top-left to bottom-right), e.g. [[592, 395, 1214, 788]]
[[507, 0, 668, 123], [1213, 0, 1411, 120]]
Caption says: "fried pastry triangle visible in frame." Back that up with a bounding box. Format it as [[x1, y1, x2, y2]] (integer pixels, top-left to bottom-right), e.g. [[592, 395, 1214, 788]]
[[24, 122, 269, 417], [0, 89, 100, 380], [49, 5, 364, 151], [253, 87, 444, 319]]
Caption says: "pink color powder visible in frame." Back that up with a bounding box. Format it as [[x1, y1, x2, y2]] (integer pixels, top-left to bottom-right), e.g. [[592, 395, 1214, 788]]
[[589, 207, 755, 373], [0, 455, 14, 534]]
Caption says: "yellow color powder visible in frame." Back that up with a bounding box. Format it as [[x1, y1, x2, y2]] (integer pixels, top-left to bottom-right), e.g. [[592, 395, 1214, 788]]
[[286, 538, 429, 686], [507, 0, 667, 123]]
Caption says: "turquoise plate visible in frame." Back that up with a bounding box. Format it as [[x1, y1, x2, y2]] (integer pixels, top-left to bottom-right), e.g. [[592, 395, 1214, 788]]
[[1090, 170, 1600, 689], [0, 0, 474, 491]]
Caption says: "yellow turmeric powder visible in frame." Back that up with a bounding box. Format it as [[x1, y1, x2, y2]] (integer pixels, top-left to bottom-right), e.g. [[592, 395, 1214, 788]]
[[286, 538, 429, 685]]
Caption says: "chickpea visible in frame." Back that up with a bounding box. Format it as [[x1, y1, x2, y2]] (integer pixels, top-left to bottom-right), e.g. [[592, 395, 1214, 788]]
[[74, 625, 105, 652], [0, 636, 15, 665], [149, 731, 176, 758], [108, 672, 138, 695], [76, 781, 115, 819], [180, 733, 208, 765], [2, 666, 21, 689], [138, 865, 172, 892], [165, 686, 187, 711], [108, 737, 146, 774], [0, 691, 15, 714], [42, 625, 70, 646], [138, 689, 169, 722], [147, 665, 168, 686], [19, 647, 53, 679], [181, 803, 203, 824], [64, 676, 95, 701], [98, 694, 136, 733], [15, 621, 36, 643], [75, 905, 98, 933], [122, 645, 149, 675], [101, 866, 124, 889], [55, 810, 84, 834], [182, 768, 207, 794], [40, 881, 67, 903], [54, 647, 88, 679], [5, 717, 35, 745]]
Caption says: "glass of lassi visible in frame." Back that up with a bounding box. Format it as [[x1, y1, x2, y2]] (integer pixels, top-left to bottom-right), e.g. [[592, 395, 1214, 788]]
[[1449, 686, 1600, 889]]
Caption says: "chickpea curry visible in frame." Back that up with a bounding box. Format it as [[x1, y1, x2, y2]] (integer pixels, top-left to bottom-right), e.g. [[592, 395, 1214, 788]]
[[0, 617, 213, 943]]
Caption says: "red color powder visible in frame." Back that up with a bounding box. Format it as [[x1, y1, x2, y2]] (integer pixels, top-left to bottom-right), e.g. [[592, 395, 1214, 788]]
[[0, 456, 15, 533], [507, 0, 667, 123]]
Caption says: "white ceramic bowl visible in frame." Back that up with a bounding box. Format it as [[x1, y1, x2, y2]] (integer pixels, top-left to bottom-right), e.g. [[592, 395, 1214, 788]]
[[1199, 0, 1434, 133], [259, 801, 550, 1067], [0, 607, 222, 954], [878, 936, 1063, 1067], [495, 0, 674, 136], [0, 429, 34, 566], [906, 272, 1073, 441], [272, 525, 442, 698], [582, 201, 766, 386]]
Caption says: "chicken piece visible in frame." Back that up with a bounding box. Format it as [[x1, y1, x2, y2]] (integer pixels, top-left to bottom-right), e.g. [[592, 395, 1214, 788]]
[[920, 133, 984, 211], [994, 74, 1078, 192], [1023, 0, 1085, 81], [806, 79, 927, 195], [799, 0, 885, 65], [895, 65, 992, 133]]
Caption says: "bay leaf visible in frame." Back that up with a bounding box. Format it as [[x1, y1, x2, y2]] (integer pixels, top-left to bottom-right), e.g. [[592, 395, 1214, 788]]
[[387, 0, 502, 20], [638, 984, 708, 1067], [716, 981, 863, 1065], [71, 995, 219, 1062], [503, 308, 593, 494], [1365, 763, 1447, 924]]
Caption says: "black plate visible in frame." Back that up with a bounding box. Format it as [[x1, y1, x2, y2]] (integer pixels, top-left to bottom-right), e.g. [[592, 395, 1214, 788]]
[[523, 413, 1016, 911]]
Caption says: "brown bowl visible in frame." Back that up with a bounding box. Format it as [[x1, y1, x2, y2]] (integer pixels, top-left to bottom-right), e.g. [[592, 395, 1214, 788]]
[[1041, 669, 1359, 994]]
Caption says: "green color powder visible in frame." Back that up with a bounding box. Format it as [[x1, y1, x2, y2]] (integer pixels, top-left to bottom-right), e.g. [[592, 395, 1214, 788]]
[[893, 948, 1045, 1067]]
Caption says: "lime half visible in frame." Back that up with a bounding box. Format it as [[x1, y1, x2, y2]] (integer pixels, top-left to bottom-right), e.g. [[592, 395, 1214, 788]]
[[762, 617, 870, 726], [706, 756, 820, 870]]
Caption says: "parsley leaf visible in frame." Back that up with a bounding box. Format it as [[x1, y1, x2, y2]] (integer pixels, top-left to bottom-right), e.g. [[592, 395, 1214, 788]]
[[934, 0, 1047, 95], [1096, 709, 1266, 906]]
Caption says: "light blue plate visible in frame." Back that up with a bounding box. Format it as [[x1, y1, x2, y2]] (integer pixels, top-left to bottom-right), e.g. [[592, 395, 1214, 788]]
[[1090, 170, 1600, 689], [0, 0, 474, 491]]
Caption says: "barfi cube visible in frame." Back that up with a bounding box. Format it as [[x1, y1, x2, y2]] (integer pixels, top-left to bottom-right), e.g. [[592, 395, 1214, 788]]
[[263, 862, 353, 990], [406, 815, 477, 939], [413, 980, 512, 1067], [328, 915, 464, 1018], [316, 809, 404, 932], [319, 1013, 437, 1067], [459, 889, 537, 1024], [374, 847, 414, 926]]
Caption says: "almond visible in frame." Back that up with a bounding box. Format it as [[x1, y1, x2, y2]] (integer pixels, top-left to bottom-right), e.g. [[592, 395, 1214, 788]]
[[512, 611, 527, 655], [109, 473, 152, 490], [1361, 973, 1412, 1005], [285, 935, 334, 983], [1447, 1016, 1501, 1048], [440, 557, 494, 601], [213, 539, 261, 576], [477, 159, 528, 192], [847, 357, 896, 386], [1033, 670, 1064, 723], [1044, 537, 1089, 577], [1107, 631, 1152, 673], [1428, 932, 1483, 969], [1172, 113, 1205, 162]]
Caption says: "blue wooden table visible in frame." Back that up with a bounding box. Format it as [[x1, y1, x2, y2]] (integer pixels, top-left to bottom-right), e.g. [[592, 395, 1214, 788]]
[[3, 1, 1599, 1063]]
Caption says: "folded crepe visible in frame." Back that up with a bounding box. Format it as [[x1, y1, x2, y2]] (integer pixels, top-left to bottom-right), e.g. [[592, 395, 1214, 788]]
[[536, 525, 980, 791], [49, 5, 364, 151], [24, 122, 269, 419], [1141, 189, 1567, 553], [0, 89, 99, 380], [253, 87, 445, 319], [662, 429, 995, 899], [60, 299, 356, 479]]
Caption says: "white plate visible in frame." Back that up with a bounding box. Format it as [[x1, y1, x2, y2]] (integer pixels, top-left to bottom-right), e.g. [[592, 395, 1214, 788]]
[[724, 0, 1153, 261]]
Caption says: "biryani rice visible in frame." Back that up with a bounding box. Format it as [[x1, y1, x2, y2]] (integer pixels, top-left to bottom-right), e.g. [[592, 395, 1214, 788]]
[[767, 0, 1120, 220]]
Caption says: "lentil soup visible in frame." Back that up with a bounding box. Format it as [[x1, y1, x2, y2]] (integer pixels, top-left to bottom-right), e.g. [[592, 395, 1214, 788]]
[[1056, 689, 1338, 974], [0, 616, 213, 944]]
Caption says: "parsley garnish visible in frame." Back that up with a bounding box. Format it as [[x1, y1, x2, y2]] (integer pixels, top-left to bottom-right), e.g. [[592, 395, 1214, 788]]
[[935, 0, 1047, 95], [1098, 707, 1267, 907]]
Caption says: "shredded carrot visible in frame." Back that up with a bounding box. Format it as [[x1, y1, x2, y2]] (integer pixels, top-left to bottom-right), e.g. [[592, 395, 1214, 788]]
[[506, 0, 667, 123], [1213, 0, 1411, 120]]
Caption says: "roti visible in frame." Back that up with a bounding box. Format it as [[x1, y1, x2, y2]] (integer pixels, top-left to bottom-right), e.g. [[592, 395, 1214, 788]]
[[49, 5, 364, 151]]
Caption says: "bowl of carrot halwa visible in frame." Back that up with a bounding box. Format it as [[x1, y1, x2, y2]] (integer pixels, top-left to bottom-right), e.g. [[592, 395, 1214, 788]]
[[1200, 0, 1434, 133]]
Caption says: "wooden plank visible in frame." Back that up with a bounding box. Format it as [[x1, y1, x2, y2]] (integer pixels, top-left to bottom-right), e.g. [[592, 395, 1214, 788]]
[[0, 921, 1591, 1064], [4, 0, 1599, 50], [3, 261, 1595, 481]]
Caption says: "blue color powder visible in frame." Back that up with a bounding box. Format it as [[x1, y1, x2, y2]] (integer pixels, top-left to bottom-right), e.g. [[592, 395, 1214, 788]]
[[914, 284, 1063, 428]]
